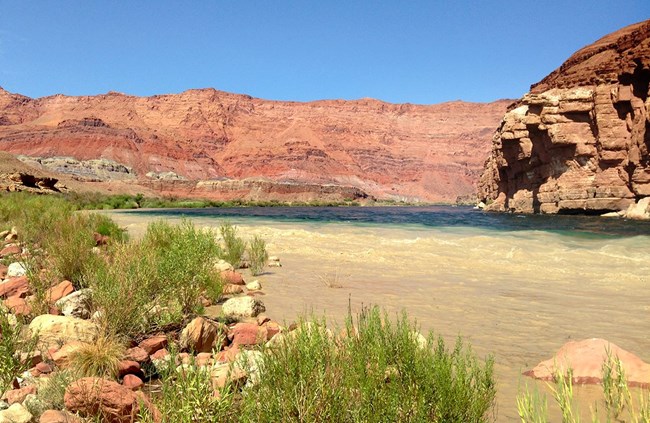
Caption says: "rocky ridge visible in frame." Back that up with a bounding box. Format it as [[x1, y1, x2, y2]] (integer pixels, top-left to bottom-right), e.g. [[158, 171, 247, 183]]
[[479, 19, 650, 218], [0, 87, 510, 203]]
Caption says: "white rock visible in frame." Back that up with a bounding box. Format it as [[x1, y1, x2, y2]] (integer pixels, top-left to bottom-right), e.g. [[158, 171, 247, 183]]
[[214, 260, 234, 272], [28, 314, 99, 348], [625, 197, 650, 220], [0, 403, 32, 423], [235, 350, 265, 387], [55, 288, 93, 319], [6, 262, 26, 278], [222, 296, 265, 319], [268, 256, 280, 262], [246, 280, 262, 291]]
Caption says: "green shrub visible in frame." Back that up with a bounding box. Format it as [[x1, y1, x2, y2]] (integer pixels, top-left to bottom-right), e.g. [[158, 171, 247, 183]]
[[247, 235, 268, 276], [34, 369, 75, 411], [219, 221, 246, 268], [240, 307, 496, 422], [0, 309, 37, 392], [89, 243, 160, 337], [143, 219, 223, 315]]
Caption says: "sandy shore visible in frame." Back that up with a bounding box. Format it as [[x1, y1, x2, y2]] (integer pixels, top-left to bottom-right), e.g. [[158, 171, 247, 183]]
[[105, 210, 650, 422]]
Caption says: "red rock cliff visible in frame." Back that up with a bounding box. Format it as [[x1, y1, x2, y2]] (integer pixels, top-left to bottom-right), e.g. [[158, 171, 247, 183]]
[[0, 86, 509, 203], [478, 20, 650, 216]]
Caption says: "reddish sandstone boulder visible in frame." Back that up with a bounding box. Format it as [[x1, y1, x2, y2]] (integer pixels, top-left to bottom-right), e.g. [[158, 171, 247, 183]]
[[4, 295, 31, 316], [220, 270, 245, 285], [138, 335, 167, 355], [122, 374, 143, 391], [124, 346, 149, 363], [525, 338, 650, 387], [229, 322, 268, 347], [51, 341, 85, 368], [179, 316, 228, 353], [0, 244, 21, 257], [35, 362, 53, 374], [0, 276, 29, 298], [46, 281, 74, 304], [117, 360, 141, 378], [64, 377, 159, 423], [150, 348, 169, 361], [5, 385, 36, 404]]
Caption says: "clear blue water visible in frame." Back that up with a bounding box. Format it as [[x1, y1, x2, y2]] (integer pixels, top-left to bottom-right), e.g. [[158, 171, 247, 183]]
[[124, 206, 650, 238]]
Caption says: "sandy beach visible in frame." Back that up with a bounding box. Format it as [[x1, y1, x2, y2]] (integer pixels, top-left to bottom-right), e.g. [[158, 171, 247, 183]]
[[106, 210, 650, 422]]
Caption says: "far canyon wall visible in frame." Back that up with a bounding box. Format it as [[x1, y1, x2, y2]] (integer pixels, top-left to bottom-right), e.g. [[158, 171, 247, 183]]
[[0, 86, 510, 203]]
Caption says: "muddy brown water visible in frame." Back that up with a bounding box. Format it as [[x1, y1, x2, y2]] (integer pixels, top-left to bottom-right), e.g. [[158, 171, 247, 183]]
[[105, 210, 650, 422]]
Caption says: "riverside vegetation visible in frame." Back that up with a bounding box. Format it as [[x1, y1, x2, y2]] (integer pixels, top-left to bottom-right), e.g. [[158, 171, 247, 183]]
[[0, 191, 496, 422]]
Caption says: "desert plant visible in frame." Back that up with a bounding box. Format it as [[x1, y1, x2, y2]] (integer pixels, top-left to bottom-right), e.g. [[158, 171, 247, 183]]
[[517, 381, 548, 423], [143, 350, 235, 423], [318, 268, 348, 288], [143, 219, 223, 315], [69, 332, 126, 379], [219, 221, 246, 268], [247, 235, 268, 276], [29, 369, 75, 411], [240, 307, 496, 422], [0, 308, 37, 392]]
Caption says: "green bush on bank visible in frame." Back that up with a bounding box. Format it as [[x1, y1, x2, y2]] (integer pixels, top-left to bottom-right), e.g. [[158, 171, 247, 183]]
[[145, 307, 496, 423]]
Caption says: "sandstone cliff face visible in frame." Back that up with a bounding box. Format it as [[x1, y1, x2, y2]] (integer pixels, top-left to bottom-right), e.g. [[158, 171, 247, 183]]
[[0, 87, 509, 203], [479, 20, 650, 215]]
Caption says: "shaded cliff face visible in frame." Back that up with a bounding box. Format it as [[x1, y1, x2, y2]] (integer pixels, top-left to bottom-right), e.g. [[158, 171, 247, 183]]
[[479, 19, 650, 215], [0, 86, 509, 203]]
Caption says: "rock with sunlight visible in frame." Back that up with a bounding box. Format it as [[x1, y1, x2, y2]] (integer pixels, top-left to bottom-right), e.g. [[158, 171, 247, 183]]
[[524, 338, 650, 387]]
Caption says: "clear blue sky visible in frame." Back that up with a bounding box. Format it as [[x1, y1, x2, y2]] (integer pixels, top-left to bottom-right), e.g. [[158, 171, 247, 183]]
[[1, 1, 648, 104]]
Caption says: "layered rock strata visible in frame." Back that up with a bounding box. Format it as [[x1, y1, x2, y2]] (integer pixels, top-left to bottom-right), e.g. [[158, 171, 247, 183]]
[[479, 20, 650, 215], [0, 86, 510, 203]]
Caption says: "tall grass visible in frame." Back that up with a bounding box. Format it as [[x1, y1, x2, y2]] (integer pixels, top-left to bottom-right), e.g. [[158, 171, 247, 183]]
[[219, 222, 246, 268], [0, 309, 37, 392], [247, 235, 268, 276]]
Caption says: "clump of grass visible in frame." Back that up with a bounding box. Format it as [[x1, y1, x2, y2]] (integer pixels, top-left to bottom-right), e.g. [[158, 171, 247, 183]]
[[68, 332, 126, 379], [318, 268, 347, 288], [219, 221, 246, 268], [0, 308, 37, 392], [247, 235, 268, 276]]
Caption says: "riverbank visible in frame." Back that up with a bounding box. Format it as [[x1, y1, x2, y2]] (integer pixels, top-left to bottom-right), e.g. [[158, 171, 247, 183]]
[[107, 209, 650, 421]]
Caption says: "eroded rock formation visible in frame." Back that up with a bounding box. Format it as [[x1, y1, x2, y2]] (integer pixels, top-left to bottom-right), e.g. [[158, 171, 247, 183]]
[[0, 86, 510, 203], [479, 20, 650, 216]]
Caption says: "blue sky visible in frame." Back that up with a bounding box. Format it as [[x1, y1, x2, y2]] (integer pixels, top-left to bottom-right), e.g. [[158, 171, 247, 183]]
[[1, 1, 648, 104]]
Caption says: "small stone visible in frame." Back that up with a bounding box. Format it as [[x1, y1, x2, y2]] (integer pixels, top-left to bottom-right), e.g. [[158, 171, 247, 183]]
[[39, 409, 81, 423], [221, 296, 266, 319], [122, 374, 143, 391], [124, 347, 149, 363], [138, 335, 168, 355], [179, 317, 228, 353], [35, 362, 53, 374], [222, 284, 244, 295], [0, 276, 29, 298], [6, 263, 26, 278], [246, 280, 262, 291], [213, 260, 233, 272], [0, 245, 21, 257], [4, 385, 36, 405], [0, 403, 32, 423], [117, 360, 141, 378], [220, 270, 245, 285], [46, 281, 74, 304], [55, 289, 92, 319]]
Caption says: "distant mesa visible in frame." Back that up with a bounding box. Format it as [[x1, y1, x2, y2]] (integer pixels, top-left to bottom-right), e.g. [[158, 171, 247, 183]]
[[479, 19, 650, 219]]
